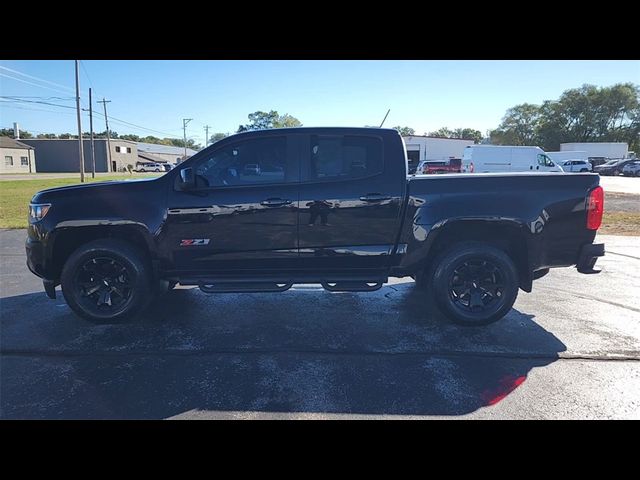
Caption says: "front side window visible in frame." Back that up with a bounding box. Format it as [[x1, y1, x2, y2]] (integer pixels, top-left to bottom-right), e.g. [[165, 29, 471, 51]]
[[195, 136, 288, 187], [20, 156, 28, 166], [5, 156, 13, 166], [309, 135, 383, 181], [537, 154, 555, 167]]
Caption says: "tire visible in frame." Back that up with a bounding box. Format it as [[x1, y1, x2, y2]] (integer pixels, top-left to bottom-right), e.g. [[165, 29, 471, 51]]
[[428, 242, 519, 326], [636, 171, 640, 177], [61, 239, 153, 323], [613, 169, 620, 176], [155, 168, 160, 172], [580, 168, 588, 172]]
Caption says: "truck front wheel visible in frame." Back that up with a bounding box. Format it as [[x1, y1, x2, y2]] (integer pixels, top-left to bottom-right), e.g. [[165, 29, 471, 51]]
[[61, 239, 153, 323], [429, 242, 519, 326]]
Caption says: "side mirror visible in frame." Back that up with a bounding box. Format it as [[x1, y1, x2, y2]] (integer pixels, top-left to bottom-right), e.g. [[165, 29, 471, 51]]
[[177, 167, 195, 190]]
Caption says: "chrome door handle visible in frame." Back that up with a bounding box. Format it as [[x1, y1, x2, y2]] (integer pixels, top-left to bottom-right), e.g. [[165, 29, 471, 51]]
[[360, 194, 391, 202], [261, 198, 292, 207]]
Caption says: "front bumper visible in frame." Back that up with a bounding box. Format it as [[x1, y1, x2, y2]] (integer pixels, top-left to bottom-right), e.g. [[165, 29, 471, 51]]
[[577, 243, 604, 274], [26, 236, 58, 299], [25, 236, 46, 279]]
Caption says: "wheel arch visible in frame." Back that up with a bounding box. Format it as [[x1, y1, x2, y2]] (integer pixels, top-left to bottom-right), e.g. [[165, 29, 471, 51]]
[[401, 218, 534, 292], [49, 224, 155, 282]]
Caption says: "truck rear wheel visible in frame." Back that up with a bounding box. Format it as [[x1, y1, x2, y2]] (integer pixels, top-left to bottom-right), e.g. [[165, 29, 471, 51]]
[[61, 239, 152, 323], [428, 242, 519, 326]]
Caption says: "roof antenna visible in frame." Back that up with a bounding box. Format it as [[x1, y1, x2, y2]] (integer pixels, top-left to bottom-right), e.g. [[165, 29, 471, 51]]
[[379, 109, 390, 128]]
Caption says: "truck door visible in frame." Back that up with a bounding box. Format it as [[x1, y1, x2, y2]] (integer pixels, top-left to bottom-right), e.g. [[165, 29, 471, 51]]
[[297, 133, 404, 270], [163, 134, 301, 272]]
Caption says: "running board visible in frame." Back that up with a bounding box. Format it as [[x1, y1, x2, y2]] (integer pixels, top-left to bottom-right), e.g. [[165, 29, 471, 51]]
[[199, 281, 292, 293], [188, 275, 387, 294], [321, 281, 383, 292]]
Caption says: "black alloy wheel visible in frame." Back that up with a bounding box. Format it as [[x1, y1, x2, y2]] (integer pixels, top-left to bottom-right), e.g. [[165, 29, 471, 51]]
[[61, 239, 152, 323], [429, 242, 519, 326], [74, 257, 134, 315], [448, 259, 505, 315]]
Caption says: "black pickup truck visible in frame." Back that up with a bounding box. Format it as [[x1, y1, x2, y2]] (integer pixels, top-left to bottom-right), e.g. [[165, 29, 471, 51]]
[[26, 127, 605, 325]]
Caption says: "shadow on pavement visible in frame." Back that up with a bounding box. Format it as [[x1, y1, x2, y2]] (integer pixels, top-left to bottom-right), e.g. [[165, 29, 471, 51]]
[[0, 283, 566, 419]]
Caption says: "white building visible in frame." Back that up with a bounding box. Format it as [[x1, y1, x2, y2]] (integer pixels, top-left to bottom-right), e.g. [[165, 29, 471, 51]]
[[402, 135, 474, 172], [136, 142, 199, 164], [0, 137, 36, 173], [560, 142, 631, 161]]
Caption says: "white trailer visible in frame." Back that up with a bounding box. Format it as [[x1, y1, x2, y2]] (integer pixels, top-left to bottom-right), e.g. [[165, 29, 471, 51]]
[[403, 136, 474, 172], [560, 142, 629, 161], [547, 151, 588, 163]]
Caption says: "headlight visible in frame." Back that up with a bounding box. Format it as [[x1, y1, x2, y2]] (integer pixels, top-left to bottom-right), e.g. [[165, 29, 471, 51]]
[[29, 203, 51, 221]]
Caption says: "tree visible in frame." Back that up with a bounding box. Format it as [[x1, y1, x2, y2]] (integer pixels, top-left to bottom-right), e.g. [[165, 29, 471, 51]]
[[537, 83, 640, 151], [36, 133, 58, 139], [489, 103, 542, 146], [427, 127, 483, 143], [209, 132, 227, 144], [237, 110, 302, 132], [428, 127, 454, 138], [490, 83, 640, 152], [392, 126, 415, 136], [0, 127, 32, 139], [120, 134, 141, 142]]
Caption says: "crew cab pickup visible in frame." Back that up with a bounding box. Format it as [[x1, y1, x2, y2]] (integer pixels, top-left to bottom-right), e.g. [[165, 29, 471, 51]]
[[26, 128, 605, 325]]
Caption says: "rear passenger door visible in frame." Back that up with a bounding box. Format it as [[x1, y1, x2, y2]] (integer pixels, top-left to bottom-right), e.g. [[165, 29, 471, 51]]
[[297, 133, 404, 270]]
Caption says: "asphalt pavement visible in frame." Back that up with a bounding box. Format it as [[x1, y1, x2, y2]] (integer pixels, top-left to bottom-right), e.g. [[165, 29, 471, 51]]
[[1, 229, 639, 419]]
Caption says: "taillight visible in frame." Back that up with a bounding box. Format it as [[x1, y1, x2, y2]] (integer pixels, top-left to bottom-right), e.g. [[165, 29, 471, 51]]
[[586, 186, 604, 230]]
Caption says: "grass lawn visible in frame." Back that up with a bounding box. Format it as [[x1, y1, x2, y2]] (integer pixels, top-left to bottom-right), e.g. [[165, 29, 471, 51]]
[[0, 175, 159, 229], [599, 211, 640, 236]]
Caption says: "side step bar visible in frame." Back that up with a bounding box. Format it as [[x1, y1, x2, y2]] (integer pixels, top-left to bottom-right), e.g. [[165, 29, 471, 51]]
[[199, 281, 292, 293], [185, 275, 388, 294]]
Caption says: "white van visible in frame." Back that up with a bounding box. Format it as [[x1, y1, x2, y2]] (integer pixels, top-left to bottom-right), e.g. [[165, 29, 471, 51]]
[[461, 146, 563, 173]]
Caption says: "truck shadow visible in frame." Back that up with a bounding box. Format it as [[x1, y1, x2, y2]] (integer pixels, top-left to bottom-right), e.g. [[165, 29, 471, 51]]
[[0, 282, 566, 419]]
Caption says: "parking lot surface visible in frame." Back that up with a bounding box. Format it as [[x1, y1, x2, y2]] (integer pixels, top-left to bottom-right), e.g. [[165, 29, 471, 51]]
[[1, 229, 639, 419]]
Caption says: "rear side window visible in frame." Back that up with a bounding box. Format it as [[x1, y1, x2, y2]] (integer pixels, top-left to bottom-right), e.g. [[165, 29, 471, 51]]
[[309, 135, 383, 181]]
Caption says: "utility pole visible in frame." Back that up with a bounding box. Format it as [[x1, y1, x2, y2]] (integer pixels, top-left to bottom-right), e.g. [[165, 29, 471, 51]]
[[204, 125, 211, 148], [182, 118, 192, 161], [74, 60, 85, 183], [89, 88, 96, 178], [98, 98, 112, 172]]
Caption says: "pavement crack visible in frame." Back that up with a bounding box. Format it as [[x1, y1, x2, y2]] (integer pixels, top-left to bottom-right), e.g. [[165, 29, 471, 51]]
[[606, 250, 640, 261], [2, 348, 639, 362], [536, 285, 640, 313]]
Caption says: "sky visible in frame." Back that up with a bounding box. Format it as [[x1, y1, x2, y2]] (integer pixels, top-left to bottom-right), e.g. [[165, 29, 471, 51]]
[[1, 60, 638, 145]]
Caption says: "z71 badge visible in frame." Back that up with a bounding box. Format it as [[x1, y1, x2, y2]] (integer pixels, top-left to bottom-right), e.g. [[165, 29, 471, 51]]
[[180, 239, 210, 246]]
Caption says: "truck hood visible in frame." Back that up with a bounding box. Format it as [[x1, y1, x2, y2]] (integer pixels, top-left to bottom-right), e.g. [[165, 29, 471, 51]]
[[31, 177, 159, 203]]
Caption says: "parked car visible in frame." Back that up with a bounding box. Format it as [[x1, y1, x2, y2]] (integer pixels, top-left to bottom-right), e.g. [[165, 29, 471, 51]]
[[26, 127, 604, 326], [622, 160, 640, 176], [243, 163, 261, 175], [558, 160, 592, 173], [461, 146, 563, 173], [135, 162, 162, 172], [593, 159, 636, 176], [162, 164, 174, 172], [416, 159, 462, 174]]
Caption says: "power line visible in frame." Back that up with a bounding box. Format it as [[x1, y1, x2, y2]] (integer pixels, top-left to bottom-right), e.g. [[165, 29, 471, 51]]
[[0, 72, 73, 95], [0, 97, 77, 109], [0, 65, 75, 92], [0, 102, 77, 115], [1, 95, 181, 139]]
